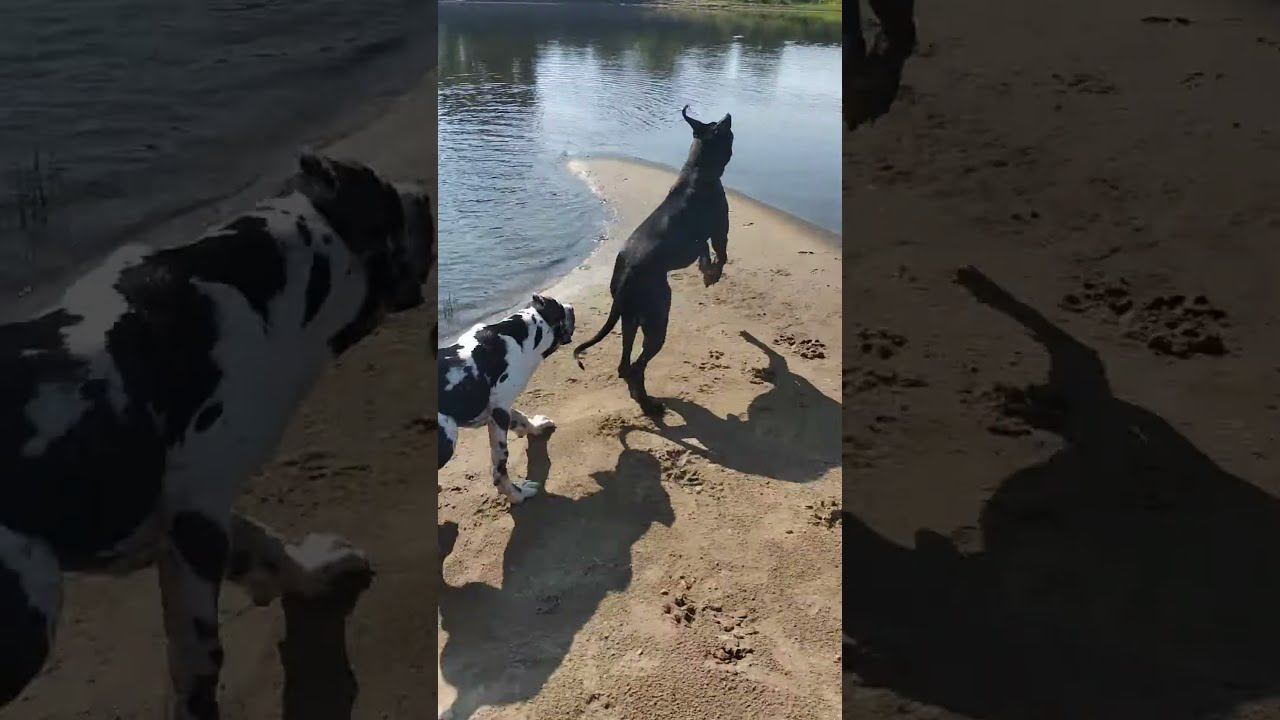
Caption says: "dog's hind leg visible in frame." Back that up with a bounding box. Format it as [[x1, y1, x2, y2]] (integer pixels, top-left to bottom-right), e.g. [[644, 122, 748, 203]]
[[225, 514, 370, 607], [627, 280, 672, 418], [508, 409, 555, 438], [488, 409, 538, 503], [158, 508, 232, 720], [0, 528, 60, 704], [618, 312, 639, 379]]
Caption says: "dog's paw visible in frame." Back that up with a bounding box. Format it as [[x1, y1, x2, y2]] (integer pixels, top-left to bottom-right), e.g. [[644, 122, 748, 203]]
[[505, 481, 542, 504], [527, 415, 556, 434], [640, 398, 667, 419], [289, 534, 372, 595]]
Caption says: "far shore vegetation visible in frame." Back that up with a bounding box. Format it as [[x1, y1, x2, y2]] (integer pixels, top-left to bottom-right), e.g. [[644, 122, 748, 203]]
[[654, 0, 841, 21], [443, 0, 842, 23]]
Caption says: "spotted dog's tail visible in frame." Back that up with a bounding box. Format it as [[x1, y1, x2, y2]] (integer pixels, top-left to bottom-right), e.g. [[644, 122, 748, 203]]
[[573, 299, 621, 370]]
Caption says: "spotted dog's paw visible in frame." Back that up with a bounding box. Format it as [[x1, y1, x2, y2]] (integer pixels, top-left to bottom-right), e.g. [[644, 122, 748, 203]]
[[288, 533, 372, 596], [505, 481, 543, 504], [527, 415, 556, 435]]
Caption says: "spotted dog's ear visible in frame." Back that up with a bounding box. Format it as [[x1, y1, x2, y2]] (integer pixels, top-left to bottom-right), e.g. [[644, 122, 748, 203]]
[[532, 294, 556, 314], [531, 294, 562, 325], [298, 152, 337, 192]]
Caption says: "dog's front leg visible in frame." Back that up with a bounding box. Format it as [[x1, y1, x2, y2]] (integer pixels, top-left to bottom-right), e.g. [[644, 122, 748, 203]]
[[158, 509, 231, 720], [489, 411, 539, 503], [225, 514, 371, 607], [710, 231, 728, 269], [702, 208, 730, 286], [700, 236, 727, 287]]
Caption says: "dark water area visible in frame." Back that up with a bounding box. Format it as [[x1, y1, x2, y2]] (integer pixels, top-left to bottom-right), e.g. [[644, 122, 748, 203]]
[[438, 2, 841, 339], [0, 0, 435, 299]]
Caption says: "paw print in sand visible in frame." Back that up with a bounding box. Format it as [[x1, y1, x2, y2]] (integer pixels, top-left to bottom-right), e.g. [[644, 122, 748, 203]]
[[774, 332, 828, 359], [657, 447, 706, 491], [694, 348, 731, 371], [1060, 277, 1230, 358], [805, 499, 842, 529], [852, 327, 906, 360]]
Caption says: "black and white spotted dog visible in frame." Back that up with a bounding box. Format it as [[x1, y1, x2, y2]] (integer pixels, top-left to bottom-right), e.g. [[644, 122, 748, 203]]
[[438, 295, 575, 503], [0, 153, 432, 719]]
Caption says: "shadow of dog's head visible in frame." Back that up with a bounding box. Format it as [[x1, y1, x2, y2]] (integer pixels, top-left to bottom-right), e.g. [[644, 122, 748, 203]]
[[681, 105, 733, 177], [293, 152, 433, 314], [531, 294, 575, 352]]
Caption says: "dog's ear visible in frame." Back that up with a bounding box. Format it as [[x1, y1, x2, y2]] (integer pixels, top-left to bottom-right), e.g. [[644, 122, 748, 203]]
[[298, 152, 337, 195], [682, 105, 709, 135], [718, 113, 732, 131]]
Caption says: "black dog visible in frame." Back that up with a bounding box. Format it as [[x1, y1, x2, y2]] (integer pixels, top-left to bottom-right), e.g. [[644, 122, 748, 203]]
[[573, 105, 733, 418]]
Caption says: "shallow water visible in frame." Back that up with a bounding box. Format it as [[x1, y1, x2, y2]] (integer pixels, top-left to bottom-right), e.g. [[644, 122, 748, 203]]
[[438, 2, 841, 339], [0, 0, 434, 297]]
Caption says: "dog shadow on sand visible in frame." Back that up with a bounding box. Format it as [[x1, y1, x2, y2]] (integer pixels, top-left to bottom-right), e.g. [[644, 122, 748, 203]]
[[437, 437, 674, 720], [844, 267, 1280, 718], [276, 567, 372, 720], [634, 330, 840, 484]]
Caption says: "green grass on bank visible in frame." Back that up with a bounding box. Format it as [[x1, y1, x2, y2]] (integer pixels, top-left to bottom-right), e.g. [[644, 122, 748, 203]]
[[650, 0, 841, 22]]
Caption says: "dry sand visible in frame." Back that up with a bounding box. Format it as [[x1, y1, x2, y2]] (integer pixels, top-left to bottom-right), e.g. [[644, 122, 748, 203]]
[[437, 158, 843, 719], [9, 71, 437, 719], [844, 0, 1280, 718]]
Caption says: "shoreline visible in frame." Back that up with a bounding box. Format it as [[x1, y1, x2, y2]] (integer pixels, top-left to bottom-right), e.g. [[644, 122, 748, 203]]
[[442, 154, 841, 342]]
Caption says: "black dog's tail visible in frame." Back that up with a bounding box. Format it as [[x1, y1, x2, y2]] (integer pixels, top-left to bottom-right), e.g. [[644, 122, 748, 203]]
[[573, 298, 621, 369]]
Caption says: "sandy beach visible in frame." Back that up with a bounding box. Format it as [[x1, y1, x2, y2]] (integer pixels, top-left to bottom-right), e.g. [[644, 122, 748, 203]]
[[8, 71, 437, 719], [844, 0, 1280, 717], [437, 158, 842, 719]]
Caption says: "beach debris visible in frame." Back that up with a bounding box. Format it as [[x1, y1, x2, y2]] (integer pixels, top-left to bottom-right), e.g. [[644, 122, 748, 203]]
[[1141, 15, 1193, 25], [1049, 71, 1118, 96]]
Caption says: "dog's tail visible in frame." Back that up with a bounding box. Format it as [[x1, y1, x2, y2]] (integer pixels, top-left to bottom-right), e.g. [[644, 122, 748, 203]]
[[573, 299, 622, 370]]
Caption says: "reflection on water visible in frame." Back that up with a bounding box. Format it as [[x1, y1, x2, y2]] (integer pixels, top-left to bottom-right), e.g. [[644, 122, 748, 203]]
[[438, 3, 841, 338]]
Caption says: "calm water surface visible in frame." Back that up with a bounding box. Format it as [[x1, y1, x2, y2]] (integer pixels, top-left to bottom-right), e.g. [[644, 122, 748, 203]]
[[0, 0, 434, 297], [439, 3, 841, 338]]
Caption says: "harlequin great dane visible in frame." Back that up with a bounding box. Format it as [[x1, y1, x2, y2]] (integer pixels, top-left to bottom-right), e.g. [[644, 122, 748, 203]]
[[438, 295, 575, 503], [573, 105, 733, 418], [0, 153, 433, 719]]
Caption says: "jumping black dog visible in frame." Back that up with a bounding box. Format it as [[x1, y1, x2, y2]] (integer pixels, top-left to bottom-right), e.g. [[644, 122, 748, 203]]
[[573, 105, 733, 418]]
